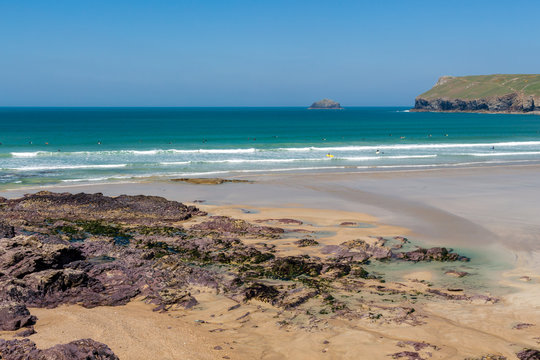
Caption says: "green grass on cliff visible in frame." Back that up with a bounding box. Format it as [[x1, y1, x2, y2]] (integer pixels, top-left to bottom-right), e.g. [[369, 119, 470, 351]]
[[419, 74, 540, 100]]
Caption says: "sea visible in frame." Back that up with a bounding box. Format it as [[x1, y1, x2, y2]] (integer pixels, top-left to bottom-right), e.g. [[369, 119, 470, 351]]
[[1, 107, 540, 189]]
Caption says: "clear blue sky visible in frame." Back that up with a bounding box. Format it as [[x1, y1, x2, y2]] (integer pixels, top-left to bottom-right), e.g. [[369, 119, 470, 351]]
[[1, 0, 539, 106]]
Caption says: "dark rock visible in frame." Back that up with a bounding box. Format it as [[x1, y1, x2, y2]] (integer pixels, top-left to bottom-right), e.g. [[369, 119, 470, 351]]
[[0, 223, 16, 239], [517, 349, 540, 360], [396, 341, 438, 351], [390, 351, 424, 360], [321, 262, 351, 278], [0, 302, 36, 331], [294, 238, 319, 247], [0, 236, 84, 279], [15, 326, 35, 337], [191, 216, 284, 238], [414, 93, 538, 113], [308, 99, 343, 109], [269, 256, 322, 280], [280, 287, 318, 309], [513, 323, 534, 330], [244, 283, 280, 304], [171, 178, 252, 185], [0, 338, 119, 359], [395, 247, 468, 262], [0, 191, 205, 225]]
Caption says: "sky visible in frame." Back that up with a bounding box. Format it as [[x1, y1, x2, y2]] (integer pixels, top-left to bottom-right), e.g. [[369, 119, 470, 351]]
[[1, 0, 539, 107]]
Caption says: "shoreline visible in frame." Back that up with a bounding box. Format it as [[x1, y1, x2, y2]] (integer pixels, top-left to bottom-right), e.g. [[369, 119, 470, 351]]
[[3, 159, 540, 193], [410, 108, 540, 115]]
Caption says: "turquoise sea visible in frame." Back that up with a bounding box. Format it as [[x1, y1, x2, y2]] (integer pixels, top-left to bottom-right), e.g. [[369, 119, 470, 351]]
[[1, 107, 540, 188]]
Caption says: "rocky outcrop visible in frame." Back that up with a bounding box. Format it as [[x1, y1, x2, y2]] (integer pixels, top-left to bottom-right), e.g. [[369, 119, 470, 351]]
[[412, 74, 540, 113], [517, 349, 540, 360], [0, 191, 489, 331], [414, 93, 538, 113], [0, 338, 119, 359], [308, 99, 343, 109], [170, 178, 252, 185], [0, 302, 36, 331]]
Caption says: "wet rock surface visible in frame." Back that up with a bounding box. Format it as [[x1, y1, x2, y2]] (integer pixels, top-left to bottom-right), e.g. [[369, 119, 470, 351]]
[[170, 178, 252, 185], [0, 338, 119, 359]]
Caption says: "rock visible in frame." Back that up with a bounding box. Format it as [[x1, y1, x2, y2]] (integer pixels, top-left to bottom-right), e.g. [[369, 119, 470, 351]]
[[517, 349, 540, 360], [0, 302, 36, 331], [0, 236, 84, 279], [0, 191, 205, 225], [280, 287, 318, 309], [294, 238, 319, 247], [170, 178, 252, 185], [269, 256, 322, 280], [0, 223, 15, 239], [513, 323, 535, 330], [339, 222, 356, 226], [395, 247, 469, 262], [15, 326, 36, 337], [412, 74, 540, 113], [308, 99, 343, 109], [0, 338, 119, 359], [444, 270, 469, 277], [390, 351, 424, 360], [413, 94, 538, 113], [396, 341, 438, 351], [244, 283, 280, 304], [155, 289, 198, 310], [255, 219, 303, 225], [321, 262, 351, 278], [191, 216, 284, 238]]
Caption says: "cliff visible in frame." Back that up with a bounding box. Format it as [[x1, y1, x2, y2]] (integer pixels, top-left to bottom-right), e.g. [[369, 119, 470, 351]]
[[412, 74, 540, 113], [308, 98, 343, 109]]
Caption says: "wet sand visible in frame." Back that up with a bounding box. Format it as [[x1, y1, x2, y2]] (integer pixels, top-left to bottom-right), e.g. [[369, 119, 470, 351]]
[[1, 164, 539, 359]]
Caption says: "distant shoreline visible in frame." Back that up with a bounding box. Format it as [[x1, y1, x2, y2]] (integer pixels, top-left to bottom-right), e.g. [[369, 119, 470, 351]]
[[410, 108, 540, 115]]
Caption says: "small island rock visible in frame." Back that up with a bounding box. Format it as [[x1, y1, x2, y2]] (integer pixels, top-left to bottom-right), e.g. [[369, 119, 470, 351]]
[[308, 99, 343, 109]]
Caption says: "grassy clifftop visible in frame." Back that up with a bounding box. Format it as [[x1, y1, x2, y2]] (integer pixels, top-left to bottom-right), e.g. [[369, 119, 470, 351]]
[[419, 74, 540, 100], [414, 74, 540, 113]]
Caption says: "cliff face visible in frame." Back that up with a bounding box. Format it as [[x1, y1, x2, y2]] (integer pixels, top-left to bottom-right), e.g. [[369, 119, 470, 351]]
[[413, 74, 540, 113], [415, 93, 538, 112]]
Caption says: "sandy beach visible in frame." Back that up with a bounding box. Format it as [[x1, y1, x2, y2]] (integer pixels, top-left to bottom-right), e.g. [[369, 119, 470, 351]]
[[1, 164, 539, 359]]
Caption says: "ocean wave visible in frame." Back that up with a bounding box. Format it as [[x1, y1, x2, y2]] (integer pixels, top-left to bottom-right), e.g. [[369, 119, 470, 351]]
[[4, 164, 128, 171], [465, 151, 540, 157], [7, 141, 540, 159], [277, 141, 540, 152], [10, 148, 258, 158], [342, 155, 437, 161]]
